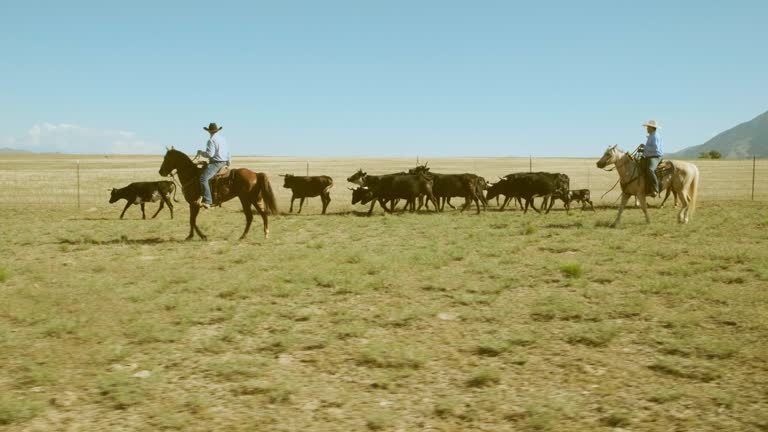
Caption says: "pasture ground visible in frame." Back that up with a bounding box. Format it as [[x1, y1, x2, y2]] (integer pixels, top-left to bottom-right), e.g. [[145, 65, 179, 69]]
[[1, 155, 767, 431]]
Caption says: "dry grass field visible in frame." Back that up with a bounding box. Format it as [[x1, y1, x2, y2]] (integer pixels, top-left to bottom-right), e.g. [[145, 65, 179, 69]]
[[1, 154, 767, 431]]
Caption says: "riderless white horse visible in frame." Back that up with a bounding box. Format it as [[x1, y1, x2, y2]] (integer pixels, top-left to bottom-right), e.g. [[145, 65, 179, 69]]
[[596, 145, 700, 226]]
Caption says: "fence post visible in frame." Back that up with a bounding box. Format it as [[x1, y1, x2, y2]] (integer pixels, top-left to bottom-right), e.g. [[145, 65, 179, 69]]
[[587, 166, 590, 190], [306, 161, 309, 176], [76, 160, 81, 209], [752, 156, 756, 201], [416, 155, 419, 165], [529, 155, 532, 172]]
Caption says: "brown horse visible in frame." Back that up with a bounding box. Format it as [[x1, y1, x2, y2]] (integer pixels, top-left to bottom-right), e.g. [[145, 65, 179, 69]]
[[158, 148, 278, 240]]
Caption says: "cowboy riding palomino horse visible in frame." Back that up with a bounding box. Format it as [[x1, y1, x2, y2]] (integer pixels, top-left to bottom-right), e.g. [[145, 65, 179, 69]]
[[596, 145, 699, 226], [159, 147, 278, 240]]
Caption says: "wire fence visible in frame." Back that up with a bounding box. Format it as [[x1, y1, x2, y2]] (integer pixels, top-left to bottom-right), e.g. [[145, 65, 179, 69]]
[[0, 155, 766, 210]]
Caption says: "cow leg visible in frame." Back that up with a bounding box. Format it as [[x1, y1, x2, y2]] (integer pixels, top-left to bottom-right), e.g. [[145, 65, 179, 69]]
[[545, 195, 555, 214], [289, 196, 295, 213], [446, 198, 456, 210], [238, 197, 254, 240], [163, 195, 174, 219], [431, 194, 440, 212], [529, 198, 541, 214], [367, 199, 378, 216], [659, 189, 672, 209], [298, 197, 305, 214], [611, 193, 631, 228], [140, 203, 146, 219], [321, 193, 330, 214], [588, 200, 595, 211], [499, 196, 510, 211], [151, 199, 165, 219], [119, 201, 132, 219]]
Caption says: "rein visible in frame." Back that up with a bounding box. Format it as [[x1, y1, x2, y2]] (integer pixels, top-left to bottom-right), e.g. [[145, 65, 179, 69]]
[[599, 146, 642, 199]]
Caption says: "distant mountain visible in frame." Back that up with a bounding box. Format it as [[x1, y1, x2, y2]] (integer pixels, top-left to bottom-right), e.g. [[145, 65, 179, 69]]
[[0, 147, 32, 154], [669, 110, 768, 159]]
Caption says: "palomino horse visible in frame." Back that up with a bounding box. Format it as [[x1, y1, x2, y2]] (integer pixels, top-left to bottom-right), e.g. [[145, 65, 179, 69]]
[[158, 148, 278, 240], [596, 145, 699, 226]]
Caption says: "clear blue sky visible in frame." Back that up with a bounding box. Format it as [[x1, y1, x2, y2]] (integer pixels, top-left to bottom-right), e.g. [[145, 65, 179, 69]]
[[1, 0, 766, 156]]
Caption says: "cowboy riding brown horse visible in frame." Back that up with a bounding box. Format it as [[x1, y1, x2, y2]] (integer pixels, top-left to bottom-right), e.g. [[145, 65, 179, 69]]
[[159, 147, 278, 240]]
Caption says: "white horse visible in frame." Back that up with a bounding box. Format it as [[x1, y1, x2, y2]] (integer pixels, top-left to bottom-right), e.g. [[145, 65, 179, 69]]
[[596, 145, 700, 226]]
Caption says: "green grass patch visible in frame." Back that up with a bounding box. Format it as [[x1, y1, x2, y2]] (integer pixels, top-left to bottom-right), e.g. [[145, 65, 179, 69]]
[[565, 323, 619, 347], [559, 262, 583, 278], [466, 367, 501, 387], [357, 343, 427, 369]]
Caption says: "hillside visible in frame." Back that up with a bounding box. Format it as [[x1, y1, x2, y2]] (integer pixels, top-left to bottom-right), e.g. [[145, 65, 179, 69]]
[[670, 110, 768, 159]]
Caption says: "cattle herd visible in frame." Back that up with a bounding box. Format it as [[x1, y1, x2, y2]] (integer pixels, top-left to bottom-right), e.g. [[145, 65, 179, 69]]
[[109, 164, 596, 218]]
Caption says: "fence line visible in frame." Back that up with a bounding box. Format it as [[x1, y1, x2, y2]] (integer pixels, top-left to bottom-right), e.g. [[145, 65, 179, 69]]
[[0, 156, 766, 208]]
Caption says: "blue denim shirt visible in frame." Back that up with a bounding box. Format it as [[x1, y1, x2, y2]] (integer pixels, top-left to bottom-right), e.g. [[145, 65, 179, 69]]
[[203, 135, 231, 163], [643, 131, 663, 158]]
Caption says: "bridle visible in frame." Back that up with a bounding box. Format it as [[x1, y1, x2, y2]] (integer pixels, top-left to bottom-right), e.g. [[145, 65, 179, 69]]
[[599, 145, 643, 199]]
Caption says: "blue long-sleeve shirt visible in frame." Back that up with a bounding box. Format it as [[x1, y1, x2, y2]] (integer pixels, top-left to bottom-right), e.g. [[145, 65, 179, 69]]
[[202, 135, 231, 163], [643, 131, 663, 158]]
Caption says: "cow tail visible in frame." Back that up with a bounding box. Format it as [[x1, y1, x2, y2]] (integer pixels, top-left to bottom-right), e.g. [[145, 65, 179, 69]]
[[258, 173, 279, 215], [688, 165, 699, 216]]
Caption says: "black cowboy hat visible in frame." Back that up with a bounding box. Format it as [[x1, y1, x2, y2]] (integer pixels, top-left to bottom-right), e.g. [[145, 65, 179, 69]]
[[204, 122, 223, 133]]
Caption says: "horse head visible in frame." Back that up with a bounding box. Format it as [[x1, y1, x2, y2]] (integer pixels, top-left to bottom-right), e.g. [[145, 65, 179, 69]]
[[159, 147, 192, 177], [596, 144, 620, 169]]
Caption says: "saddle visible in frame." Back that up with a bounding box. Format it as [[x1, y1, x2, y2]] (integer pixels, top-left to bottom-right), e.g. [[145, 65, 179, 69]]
[[639, 158, 673, 195], [199, 163, 234, 206]]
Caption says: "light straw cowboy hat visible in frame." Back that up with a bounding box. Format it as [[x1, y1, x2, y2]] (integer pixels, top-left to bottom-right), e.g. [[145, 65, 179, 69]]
[[642, 120, 661, 129], [203, 122, 223, 133]]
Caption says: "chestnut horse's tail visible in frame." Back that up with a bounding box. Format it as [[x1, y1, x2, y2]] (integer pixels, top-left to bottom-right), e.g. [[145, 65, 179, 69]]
[[258, 173, 279, 215]]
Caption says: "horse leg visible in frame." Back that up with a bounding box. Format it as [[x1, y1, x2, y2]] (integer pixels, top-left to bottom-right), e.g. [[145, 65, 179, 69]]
[[611, 194, 631, 227], [119, 202, 132, 219], [140, 203, 146, 219], [250, 200, 269, 238], [151, 199, 165, 219], [187, 204, 206, 240], [238, 197, 254, 240], [638, 194, 651, 224], [677, 190, 690, 224]]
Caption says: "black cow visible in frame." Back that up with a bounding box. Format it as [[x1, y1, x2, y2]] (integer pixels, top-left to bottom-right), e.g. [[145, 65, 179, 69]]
[[350, 171, 439, 215], [408, 165, 483, 214], [347, 169, 406, 210], [486, 172, 567, 214], [281, 174, 334, 214], [109, 181, 177, 219], [537, 173, 571, 211]]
